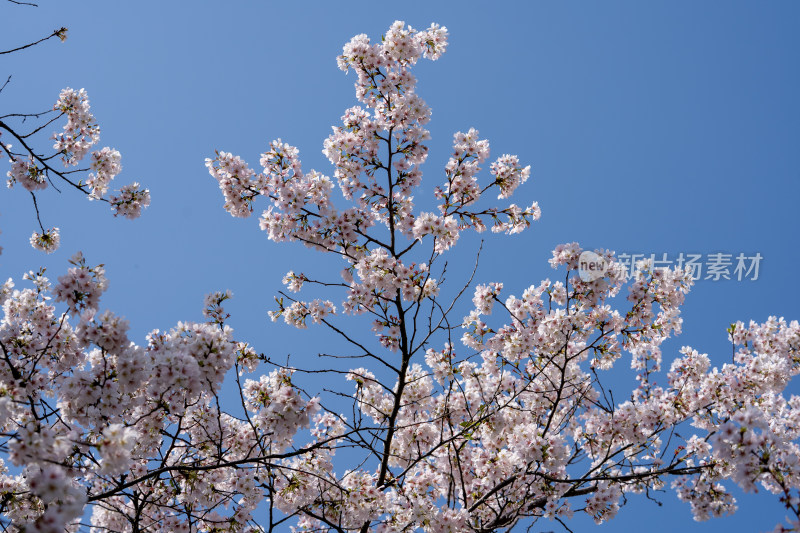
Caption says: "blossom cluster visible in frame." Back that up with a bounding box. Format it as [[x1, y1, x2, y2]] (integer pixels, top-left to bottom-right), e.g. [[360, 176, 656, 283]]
[[0, 261, 318, 532], [242, 369, 320, 451], [208, 21, 538, 356], [6, 156, 47, 191], [87, 146, 122, 197], [109, 181, 150, 219], [3, 87, 149, 253], [29, 227, 60, 254], [52, 88, 101, 166]]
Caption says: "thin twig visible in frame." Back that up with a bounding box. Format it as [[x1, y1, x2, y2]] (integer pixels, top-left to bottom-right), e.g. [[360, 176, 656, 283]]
[[0, 28, 65, 55]]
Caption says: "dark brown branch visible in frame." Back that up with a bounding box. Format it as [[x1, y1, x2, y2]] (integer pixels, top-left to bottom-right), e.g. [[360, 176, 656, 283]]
[[0, 28, 64, 55]]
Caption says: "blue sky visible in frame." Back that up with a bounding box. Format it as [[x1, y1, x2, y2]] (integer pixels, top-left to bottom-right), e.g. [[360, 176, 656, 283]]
[[1, 1, 799, 531]]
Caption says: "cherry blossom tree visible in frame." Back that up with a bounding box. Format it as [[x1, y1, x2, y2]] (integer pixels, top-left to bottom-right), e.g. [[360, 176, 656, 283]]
[[1, 7, 149, 254], [0, 17, 798, 533]]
